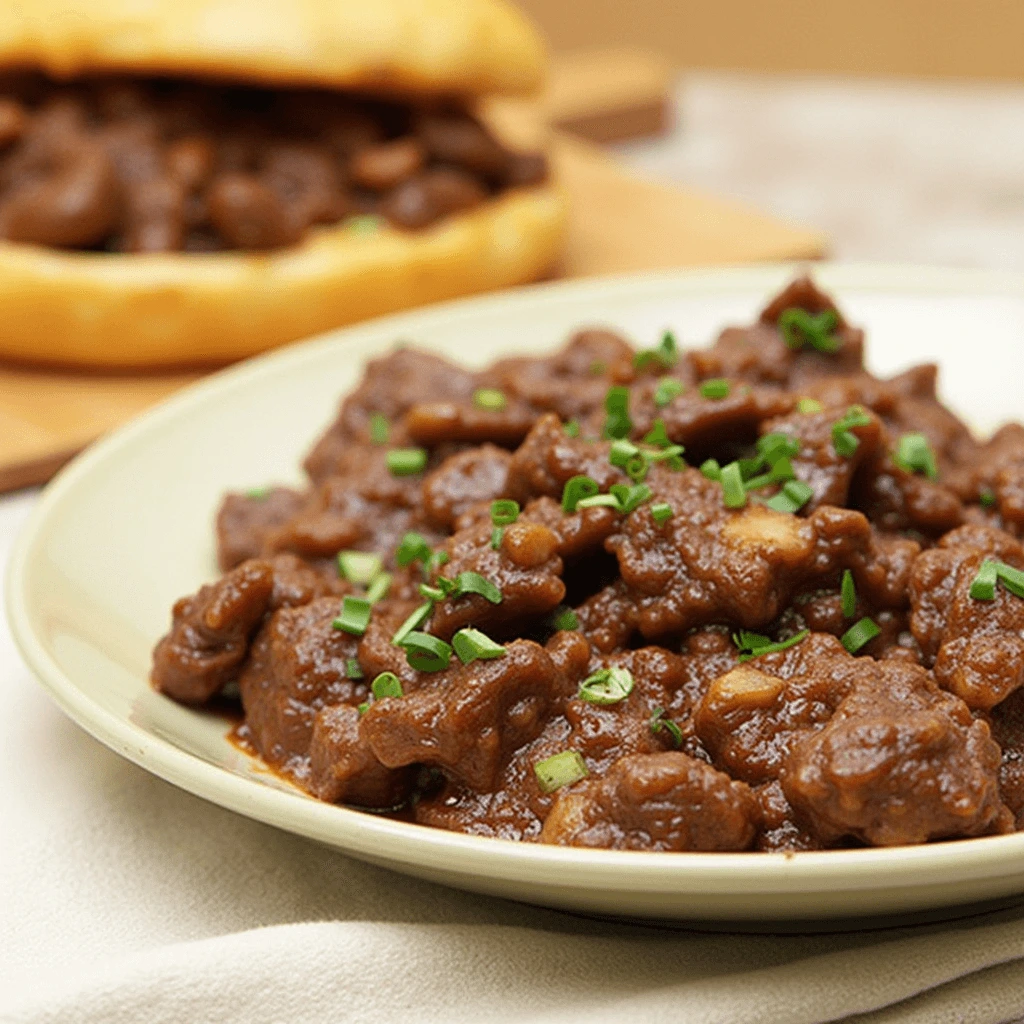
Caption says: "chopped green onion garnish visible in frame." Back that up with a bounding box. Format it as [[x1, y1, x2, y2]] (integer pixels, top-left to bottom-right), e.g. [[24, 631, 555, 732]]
[[778, 308, 841, 353], [653, 377, 684, 408], [701, 459, 722, 481], [371, 671, 403, 699], [734, 628, 809, 663], [831, 406, 872, 459], [577, 493, 622, 510], [490, 527, 504, 550], [356, 701, 370, 716], [386, 447, 428, 476], [646, 444, 685, 465], [562, 474, 600, 513], [720, 462, 746, 508], [369, 412, 389, 446], [611, 482, 652, 513], [333, 596, 372, 636], [757, 431, 801, 464], [625, 455, 648, 483], [765, 479, 814, 513], [425, 549, 450, 576], [366, 572, 392, 604], [970, 559, 1024, 600], [391, 601, 432, 646], [578, 666, 634, 705], [452, 627, 506, 664], [345, 658, 364, 680], [400, 631, 452, 672], [244, 486, 271, 500], [841, 569, 857, 619], [609, 438, 640, 469], [490, 499, 520, 526], [551, 606, 579, 631], [633, 330, 678, 371], [473, 388, 507, 411], [980, 488, 996, 508], [841, 617, 880, 654], [602, 385, 632, 439], [649, 707, 683, 748], [395, 532, 432, 567], [894, 432, 939, 480], [743, 458, 796, 492], [563, 419, 581, 438], [337, 550, 383, 586], [589, 360, 607, 375], [796, 397, 824, 414], [642, 419, 671, 447], [700, 378, 730, 400], [418, 582, 448, 602], [651, 502, 673, 525], [534, 750, 588, 794], [348, 214, 384, 234], [970, 560, 998, 601], [453, 571, 503, 604]]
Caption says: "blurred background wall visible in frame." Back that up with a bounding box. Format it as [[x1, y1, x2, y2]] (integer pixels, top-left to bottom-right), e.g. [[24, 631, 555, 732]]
[[518, 0, 1022, 81]]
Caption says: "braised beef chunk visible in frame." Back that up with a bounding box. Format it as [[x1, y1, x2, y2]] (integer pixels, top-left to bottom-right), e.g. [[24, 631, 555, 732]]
[[153, 276, 1024, 851], [0, 76, 547, 253]]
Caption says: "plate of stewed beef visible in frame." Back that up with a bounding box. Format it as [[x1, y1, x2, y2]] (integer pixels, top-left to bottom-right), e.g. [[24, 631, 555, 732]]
[[10, 264, 1024, 922]]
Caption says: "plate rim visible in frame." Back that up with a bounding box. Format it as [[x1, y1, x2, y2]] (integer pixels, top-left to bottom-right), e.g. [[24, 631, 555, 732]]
[[9, 259, 1024, 901]]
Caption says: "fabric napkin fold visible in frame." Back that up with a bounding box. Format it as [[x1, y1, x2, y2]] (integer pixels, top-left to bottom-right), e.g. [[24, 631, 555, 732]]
[[2, 490, 1024, 1024]]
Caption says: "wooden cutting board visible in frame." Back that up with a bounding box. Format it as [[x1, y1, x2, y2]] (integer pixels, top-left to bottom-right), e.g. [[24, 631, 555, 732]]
[[0, 52, 826, 493]]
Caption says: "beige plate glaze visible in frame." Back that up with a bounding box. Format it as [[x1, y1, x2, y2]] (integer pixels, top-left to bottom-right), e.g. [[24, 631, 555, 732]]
[[9, 263, 1024, 924]]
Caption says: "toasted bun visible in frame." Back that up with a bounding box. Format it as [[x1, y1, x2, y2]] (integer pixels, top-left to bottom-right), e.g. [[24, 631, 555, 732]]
[[0, 0, 545, 96], [0, 185, 564, 368]]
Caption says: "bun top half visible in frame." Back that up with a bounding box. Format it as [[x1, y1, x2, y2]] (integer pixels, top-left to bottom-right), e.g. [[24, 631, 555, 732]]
[[0, 0, 546, 96]]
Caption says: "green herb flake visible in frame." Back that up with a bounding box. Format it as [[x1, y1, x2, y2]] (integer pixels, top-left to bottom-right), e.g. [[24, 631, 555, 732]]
[[395, 532, 433, 567], [391, 601, 433, 646], [452, 627, 507, 664], [371, 671, 403, 699], [578, 666, 634, 705], [980, 488, 996, 509], [562, 474, 600, 513], [244, 486, 272, 500], [332, 596, 373, 636], [831, 406, 872, 459], [797, 397, 824, 414], [386, 447, 428, 476], [602, 385, 633, 439], [841, 569, 857, 619], [720, 462, 746, 509], [399, 631, 453, 672], [345, 658, 364, 680], [365, 572, 392, 604], [734, 628, 810, 663], [778, 307, 841, 353], [700, 458, 722, 481], [894, 432, 939, 481], [653, 377, 684, 408], [651, 502, 673, 525], [337, 550, 383, 586], [563, 419, 581, 438], [765, 479, 814, 514], [453, 571, 503, 604], [490, 499, 520, 526], [633, 330, 678, 371], [970, 559, 1024, 601], [649, 707, 683, 748], [841, 617, 881, 654], [700, 378, 731, 400], [534, 750, 588, 794], [369, 412, 389, 446], [473, 388, 507, 411], [551, 606, 580, 631]]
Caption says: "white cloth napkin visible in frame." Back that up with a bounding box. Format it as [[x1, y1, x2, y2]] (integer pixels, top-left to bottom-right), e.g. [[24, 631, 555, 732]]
[[3, 488, 1024, 1024]]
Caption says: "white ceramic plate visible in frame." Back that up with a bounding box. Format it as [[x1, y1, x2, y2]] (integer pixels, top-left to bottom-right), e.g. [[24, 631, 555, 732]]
[[10, 263, 1024, 924]]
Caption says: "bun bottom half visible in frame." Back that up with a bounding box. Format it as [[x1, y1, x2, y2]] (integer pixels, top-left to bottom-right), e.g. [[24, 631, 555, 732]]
[[0, 183, 564, 368]]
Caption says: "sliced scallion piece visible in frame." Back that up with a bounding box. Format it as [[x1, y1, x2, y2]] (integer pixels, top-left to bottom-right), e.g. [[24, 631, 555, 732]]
[[345, 658, 364, 680], [778, 308, 840, 353], [649, 707, 683, 748], [653, 377, 684, 408], [366, 572, 392, 604], [369, 412, 389, 446], [841, 617, 880, 654], [700, 459, 722, 481], [980, 488, 996, 508], [473, 388, 507, 411], [720, 462, 746, 509], [534, 750, 588, 794], [970, 559, 1024, 600], [841, 569, 857, 619], [700, 378, 730, 400], [333, 596, 372, 636], [651, 502, 673, 525], [831, 405, 872, 459], [602, 385, 632, 439], [578, 666, 634, 705], [563, 419, 581, 438], [796, 397, 824, 414], [337, 550, 383, 586], [453, 571, 503, 604], [734, 628, 809, 662], [765, 479, 814, 514], [245, 486, 271, 500], [551, 606, 579, 631], [643, 419, 672, 448], [633, 329, 678, 371], [371, 672, 403, 699], [452, 627, 507, 664], [395, 532, 432, 567], [609, 438, 641, 469], [386, 447, 428, 476], [400, 631, 452, 672], [490, 499, 520, 526], [562, 474, 600, 513], [894, 432, 939, 480], [391, 601, 432, 646], [610, 482, 653, 513]]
